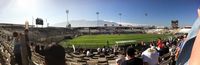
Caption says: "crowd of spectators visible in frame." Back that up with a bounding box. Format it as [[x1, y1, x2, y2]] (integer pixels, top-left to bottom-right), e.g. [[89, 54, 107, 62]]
[[0, 28, 67, 65], [115, 34, 187, 65]]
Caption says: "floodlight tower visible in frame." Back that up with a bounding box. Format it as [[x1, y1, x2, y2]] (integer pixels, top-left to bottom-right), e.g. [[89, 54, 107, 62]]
[[46, 19, 49, 27], [66, 10, 69, 27], [119, 13, 122, 26], [119, 13, 122, 23], [96, 12, 99, 27]]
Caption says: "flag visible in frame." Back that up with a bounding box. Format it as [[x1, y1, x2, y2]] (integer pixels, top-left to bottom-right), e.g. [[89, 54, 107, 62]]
[[177, 8, 200, 65]]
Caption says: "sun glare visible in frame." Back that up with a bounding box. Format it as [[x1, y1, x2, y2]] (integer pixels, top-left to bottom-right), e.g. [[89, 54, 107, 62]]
[[15, 0, 38, 17], [16, 0, 36, 9]]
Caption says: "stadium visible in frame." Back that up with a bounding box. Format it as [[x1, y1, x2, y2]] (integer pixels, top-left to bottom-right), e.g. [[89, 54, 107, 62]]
[[0, 18, 188, 65], [0, 0, 200, 65]]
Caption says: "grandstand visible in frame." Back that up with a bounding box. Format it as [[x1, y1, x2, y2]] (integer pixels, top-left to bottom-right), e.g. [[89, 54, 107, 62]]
[[0, 23, 80, 64], [0, 23, 176, 65], [73, 26, 148, 34]]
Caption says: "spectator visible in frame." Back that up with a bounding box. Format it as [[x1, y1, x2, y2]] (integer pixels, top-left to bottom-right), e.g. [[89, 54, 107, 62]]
[[35, 44, 40, 54], [159, 44, 169, 56], [121, 47, 143, 65], [102, 46, 106, 55], [175, 34, 187, 60], [116, 53, 126, 65], [97, 47, 101, 53], [86, 49, 92, 57], [150, 41, 155, 47], [141, 47, 159, 65], [12, 32, 22, 65], [157, 38, 164, 50], [12, 32, 18, 48], [166, 40, 170, 47], [169, 44, 176, 56], [40, 45, 45, 56], [102, 46, 106, 52], [44, 43, 66, 65], [169, 44, 176, 65], [141, 41, 148, 52], [113, 46, 117, 55]]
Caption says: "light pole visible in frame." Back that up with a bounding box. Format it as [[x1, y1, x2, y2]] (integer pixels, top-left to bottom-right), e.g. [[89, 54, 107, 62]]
[[119, 13, 122, 22], [46, 18, 48, 27], [96, 12, 99, 27], [32, 16, 34, 28], [119, 13, 122, 26], [66, 10, 69, 27]]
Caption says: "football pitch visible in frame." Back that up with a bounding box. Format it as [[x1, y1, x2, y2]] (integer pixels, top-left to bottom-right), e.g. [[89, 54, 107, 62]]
[[61, 34, 170, 48]]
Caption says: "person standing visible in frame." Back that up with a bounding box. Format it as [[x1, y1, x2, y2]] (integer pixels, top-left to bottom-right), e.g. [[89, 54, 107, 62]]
[[157, 38, 164, 50], [121, 47, 143, 65], [12, 32, 22, 65]]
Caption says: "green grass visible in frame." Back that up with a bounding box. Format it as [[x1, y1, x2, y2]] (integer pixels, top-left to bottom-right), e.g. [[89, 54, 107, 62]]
[[61, 34, 170, 48]]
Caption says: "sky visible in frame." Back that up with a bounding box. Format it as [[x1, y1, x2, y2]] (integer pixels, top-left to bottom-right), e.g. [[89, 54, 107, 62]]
[[0, 0, 200, 27]]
